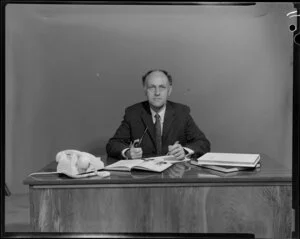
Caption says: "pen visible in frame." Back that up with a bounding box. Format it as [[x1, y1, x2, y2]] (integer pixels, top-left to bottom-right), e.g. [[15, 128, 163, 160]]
[[133, 127, 148, 148]]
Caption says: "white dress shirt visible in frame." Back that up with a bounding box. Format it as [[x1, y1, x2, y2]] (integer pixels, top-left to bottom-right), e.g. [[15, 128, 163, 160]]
[[150, 105, 166, 135]]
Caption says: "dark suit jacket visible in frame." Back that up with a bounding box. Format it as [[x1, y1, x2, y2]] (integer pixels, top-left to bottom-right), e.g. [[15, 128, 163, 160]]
[[106, 101, 210, 159]]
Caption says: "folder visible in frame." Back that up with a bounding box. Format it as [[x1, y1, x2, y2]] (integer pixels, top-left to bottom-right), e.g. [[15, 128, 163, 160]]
[[196, 152, 260, 168], [191, 160, 261, 173]]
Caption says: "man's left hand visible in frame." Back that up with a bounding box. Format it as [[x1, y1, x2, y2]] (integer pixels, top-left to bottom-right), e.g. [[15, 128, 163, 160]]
[[168, 142, 185, 160]]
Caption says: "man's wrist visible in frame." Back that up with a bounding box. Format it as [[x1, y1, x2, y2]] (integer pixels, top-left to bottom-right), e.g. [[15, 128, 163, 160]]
[[121, 148, 130, 159]]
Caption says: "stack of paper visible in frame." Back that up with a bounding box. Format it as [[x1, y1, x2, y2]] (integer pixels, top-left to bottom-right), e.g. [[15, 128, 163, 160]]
[[191, 161, 261, 173], [196, 152, 261, 168]]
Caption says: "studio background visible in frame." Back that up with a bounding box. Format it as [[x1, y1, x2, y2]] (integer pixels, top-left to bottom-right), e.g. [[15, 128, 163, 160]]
[[5, 3, 294, 193]]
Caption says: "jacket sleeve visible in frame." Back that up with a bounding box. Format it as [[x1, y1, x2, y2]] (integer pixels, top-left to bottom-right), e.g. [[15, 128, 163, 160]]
[[183, 107, 211, 158], [106, 108, 132, 159]]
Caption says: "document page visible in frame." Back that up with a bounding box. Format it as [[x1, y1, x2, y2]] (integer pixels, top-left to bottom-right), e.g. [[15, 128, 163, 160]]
[[133, 158, 172, 172], [105, 159, 144, 171]]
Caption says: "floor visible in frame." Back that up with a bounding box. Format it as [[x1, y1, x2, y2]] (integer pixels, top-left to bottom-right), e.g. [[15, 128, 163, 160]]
[[5, 193, 31, 232]]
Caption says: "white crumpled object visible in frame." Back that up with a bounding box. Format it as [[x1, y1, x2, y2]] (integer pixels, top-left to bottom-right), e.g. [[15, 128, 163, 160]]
[[56, 150, 109, 178]]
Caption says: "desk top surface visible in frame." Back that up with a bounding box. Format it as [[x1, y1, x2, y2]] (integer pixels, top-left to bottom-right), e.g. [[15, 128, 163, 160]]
[[23, 154, 292, 187]]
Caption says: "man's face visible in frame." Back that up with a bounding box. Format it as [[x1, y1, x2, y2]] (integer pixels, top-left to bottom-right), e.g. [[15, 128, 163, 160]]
[[144, 71, 172, 111]]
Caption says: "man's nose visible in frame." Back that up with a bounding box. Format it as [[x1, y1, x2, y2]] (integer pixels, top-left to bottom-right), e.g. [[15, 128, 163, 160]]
[[154, 88, 160, 95]]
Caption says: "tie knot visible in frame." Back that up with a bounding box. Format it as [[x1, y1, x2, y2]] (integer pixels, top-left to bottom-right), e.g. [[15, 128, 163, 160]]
[[155, 113, 160, 120]]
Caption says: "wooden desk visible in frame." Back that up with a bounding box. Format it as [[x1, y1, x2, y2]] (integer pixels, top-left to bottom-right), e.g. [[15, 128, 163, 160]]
[[23, 154, 292, 238]]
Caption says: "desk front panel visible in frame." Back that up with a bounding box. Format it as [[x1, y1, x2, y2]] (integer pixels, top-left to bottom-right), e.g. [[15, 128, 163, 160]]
[[25, 154, 293, 238], [29, 184, 292, 239]]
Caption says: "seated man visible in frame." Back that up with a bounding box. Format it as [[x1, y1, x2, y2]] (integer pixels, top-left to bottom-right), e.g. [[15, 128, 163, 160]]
[[106, 69, 211, 160]]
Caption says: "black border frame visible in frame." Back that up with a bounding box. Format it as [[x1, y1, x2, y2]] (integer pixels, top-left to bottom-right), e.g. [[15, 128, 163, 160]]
[[1, 1, 298, 238], [293, 3, 300, 239]]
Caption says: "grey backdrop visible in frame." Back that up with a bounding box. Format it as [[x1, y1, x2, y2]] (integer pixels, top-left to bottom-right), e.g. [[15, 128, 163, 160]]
[[6, 3, 295, 193]]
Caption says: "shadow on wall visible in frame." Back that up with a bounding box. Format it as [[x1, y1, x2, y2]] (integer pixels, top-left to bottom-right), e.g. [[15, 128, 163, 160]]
[[84, 138, 109, 157]]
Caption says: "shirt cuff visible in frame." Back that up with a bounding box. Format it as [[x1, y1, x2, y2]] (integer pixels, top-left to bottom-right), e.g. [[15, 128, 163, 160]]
[[183, 147, 194, 156], [121, 148, 130, 159]]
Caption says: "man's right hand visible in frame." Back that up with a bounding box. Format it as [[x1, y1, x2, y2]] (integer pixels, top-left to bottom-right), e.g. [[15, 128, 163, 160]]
[[125, 147, 143, 159]]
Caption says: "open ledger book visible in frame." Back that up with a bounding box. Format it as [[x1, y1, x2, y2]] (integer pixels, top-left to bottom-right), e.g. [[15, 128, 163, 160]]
[[195, 152, 261, 168], [104, 155, 177, 173]]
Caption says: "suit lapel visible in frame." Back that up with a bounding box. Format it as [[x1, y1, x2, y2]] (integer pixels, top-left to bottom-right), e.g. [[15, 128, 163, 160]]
[[162, 101, 175, 142], [141, 102, 156, 145]]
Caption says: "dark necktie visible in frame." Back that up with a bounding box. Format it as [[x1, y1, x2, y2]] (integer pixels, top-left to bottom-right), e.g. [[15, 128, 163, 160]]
[[155, 113, 162, 155]]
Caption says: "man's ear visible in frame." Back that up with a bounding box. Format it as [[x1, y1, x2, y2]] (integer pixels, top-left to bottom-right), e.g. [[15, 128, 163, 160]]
[[143, 86, 148, 96], [168, 86, 172, 96]]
